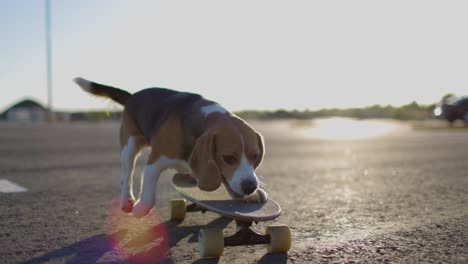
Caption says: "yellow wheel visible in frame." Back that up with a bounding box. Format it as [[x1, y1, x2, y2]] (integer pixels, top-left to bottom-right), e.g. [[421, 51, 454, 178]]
[[199, 228, 224, 258], [265, 225, 291, 253], [170, 199, 186, 221]]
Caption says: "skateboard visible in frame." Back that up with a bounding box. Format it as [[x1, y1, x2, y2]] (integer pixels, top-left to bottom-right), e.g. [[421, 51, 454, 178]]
[[170, 173, 291, 258]]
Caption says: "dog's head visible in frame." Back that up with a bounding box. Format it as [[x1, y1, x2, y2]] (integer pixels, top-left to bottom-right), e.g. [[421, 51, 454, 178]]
[[189, 116, 264, 197]]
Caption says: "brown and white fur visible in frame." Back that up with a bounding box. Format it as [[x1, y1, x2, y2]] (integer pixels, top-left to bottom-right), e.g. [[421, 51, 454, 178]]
[[74, 77, 267, 218]]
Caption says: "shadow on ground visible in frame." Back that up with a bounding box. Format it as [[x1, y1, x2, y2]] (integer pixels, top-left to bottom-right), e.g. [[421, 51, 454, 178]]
[[18, 226, 171, 264], [19, 216, 286, 264]]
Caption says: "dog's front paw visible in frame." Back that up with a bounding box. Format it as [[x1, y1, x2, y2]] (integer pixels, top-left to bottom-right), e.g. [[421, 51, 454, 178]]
[[132, 201, 153, 218], [243, 188, 268, 203], [120, 198, 135, 213]]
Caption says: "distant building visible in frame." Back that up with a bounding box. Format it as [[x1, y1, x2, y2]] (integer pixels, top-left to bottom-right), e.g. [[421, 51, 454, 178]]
[[0, 99, 48, 122], [1, 98, 117, 123]]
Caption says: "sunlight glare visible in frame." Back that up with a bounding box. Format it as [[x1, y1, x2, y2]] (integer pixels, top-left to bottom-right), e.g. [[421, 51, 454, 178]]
[[298, 118, 407, 140]]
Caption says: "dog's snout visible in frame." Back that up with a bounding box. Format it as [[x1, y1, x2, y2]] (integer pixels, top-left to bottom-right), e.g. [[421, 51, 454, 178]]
[[241, 179, 257, 195]]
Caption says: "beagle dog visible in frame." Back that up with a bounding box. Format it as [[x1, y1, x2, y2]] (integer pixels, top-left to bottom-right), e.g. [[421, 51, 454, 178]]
[[74, 78, 267, 218]]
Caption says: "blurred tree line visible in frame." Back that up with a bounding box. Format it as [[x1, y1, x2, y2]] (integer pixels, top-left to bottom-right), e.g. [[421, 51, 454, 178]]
[[70, 110, 122, 121], [235, 102, 437, 120], [73, 102, 438, 121]]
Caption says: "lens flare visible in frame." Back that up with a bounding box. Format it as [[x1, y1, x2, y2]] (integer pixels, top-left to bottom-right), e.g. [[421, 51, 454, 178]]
[[105, 198, 169, 263]]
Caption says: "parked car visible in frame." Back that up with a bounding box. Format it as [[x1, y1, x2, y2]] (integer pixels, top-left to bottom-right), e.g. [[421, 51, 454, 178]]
[[434, 97, 468, 125]]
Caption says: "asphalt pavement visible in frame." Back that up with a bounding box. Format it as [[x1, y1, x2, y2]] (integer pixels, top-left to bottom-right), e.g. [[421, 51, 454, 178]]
[[0, 119, 467, 263]]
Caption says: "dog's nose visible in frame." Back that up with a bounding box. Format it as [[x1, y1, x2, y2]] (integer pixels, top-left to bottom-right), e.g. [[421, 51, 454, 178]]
[[241, 180, 257, 195]]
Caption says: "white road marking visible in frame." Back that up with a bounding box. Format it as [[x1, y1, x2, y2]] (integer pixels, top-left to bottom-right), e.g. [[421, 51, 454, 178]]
[[0, 179, 27, 193]]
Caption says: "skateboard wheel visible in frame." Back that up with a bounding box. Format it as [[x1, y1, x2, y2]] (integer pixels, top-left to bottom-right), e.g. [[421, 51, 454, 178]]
[[265, 225, 291, 253], [170, 199, 186, 221], [199, 228, 224, 258]]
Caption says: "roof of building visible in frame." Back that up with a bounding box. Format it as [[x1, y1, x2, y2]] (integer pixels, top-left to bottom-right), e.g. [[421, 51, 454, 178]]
[[0, 99, 47, 118]]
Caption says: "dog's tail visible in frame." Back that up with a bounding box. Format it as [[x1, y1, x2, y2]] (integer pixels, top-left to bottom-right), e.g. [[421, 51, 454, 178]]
[[73, 77, 131, 106]]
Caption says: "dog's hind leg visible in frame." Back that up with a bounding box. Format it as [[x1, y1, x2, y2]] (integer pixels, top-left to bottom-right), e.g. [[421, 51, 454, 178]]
[[120, 113, 146, 213], [132, 114, 184, 218]]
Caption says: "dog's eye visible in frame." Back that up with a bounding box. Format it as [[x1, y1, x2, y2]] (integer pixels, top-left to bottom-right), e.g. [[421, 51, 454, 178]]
[[222, 155, 237, 165]]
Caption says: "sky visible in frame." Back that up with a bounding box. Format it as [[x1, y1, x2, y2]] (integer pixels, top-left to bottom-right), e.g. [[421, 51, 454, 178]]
[[1, 0, 468, 112]]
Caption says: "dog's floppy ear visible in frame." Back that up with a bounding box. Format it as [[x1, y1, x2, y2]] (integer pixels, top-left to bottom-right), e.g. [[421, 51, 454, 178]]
[[189, 129, 222, 191], [254, 131, 265, 169]]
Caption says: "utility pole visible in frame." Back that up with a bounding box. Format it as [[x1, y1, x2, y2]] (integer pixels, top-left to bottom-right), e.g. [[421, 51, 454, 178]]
[[45, 0, 53, 120]]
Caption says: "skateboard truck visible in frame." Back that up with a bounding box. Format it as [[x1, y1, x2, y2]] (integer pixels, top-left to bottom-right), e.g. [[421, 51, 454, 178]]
[[224, 220, 270, 246], [174, 202, 272, 246], [186, 203, 207, 214]]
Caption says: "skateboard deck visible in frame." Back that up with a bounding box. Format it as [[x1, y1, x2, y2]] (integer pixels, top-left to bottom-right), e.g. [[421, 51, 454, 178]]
[[170, 173, 291, 258], [172, 173, 281, 222]]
